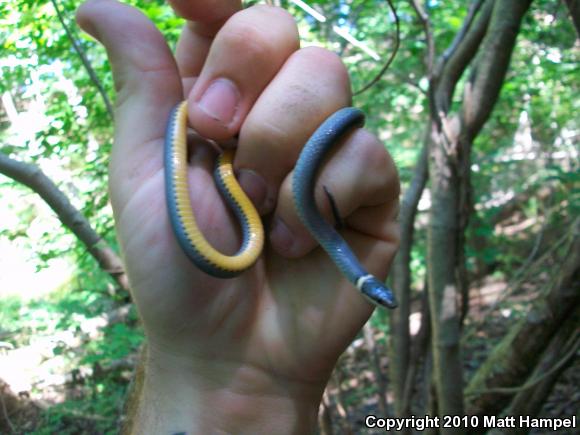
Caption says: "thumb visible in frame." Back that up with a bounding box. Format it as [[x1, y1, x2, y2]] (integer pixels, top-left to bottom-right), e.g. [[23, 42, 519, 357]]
[[76, 0, 182, 210]]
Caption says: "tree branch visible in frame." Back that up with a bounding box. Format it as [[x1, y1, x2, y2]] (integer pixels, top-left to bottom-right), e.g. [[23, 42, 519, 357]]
[[51, 0, 114, 119], [441, 0, 485, 63], [408, 0, 435, 74], [565, 0, 580, 37], [400, 287, 431, 417], [434, 0, 495, 114], [0, 152, 128, 292], [354, 0, 400, 96], [389, 132, 430, 417], [462, 0, 534, 140]]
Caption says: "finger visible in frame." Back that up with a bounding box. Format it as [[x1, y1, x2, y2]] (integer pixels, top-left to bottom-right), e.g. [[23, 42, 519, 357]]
[[271, 128, 400, 258], [76, 0, 181, 211], [169, 0, 241, 24], [186, 5, 300, 140], [235, 47, 351, 214], [170, 0, 242, 94], [347, 201, 400, 268]]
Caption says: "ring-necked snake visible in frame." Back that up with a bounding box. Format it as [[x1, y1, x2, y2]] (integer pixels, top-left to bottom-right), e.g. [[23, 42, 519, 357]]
[[165, 101, 397, 309]]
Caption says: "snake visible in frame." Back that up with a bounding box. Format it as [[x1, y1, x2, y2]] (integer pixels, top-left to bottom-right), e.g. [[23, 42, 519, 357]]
[[164, 101, 397, 309]]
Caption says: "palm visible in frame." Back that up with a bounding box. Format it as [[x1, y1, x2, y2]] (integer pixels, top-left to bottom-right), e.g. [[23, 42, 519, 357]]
[[114, 134, 374, 381], [78, 0, 400, 390]]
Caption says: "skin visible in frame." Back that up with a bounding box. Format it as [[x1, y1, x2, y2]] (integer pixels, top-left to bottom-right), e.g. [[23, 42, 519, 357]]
[[76, 0, 400, 434]]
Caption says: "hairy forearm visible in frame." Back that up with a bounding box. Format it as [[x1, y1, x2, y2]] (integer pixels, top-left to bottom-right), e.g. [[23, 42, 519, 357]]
[[122, 344, 323, 435]]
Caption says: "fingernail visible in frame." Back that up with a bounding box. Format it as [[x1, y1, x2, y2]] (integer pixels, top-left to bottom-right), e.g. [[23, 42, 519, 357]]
[[271, 217, 295, 254], [197, 78, 240, 126], [238, 169, 267, 212]]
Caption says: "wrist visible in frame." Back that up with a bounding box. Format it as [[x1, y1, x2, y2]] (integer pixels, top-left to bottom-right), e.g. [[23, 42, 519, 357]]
[[126, 344, 324, 435]]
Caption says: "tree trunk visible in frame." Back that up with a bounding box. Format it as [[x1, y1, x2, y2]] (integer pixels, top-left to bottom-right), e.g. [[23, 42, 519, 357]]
[[565, 0, 580, 37], [390, 0, 494, 420], [400, 287, 431, 424], [389, 136, 429, 418], [427, 0, 533, 422]]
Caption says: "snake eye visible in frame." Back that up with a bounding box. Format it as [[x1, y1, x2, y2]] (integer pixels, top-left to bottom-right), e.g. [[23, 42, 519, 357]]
[[360, 277, 398, 309]]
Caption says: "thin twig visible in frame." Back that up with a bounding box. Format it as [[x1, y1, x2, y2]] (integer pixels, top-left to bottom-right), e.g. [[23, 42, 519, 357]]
[[409, 0, 435, 73], [513, 209, 551, 281], [50, 0, 114, 119], [353, 0, 400, 96]]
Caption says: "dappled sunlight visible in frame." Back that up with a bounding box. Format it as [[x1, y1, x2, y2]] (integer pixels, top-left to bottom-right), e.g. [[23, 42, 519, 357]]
[[1, 0, 577, 432], [0, 246, 70, 299], [0, 191, 74, 299]]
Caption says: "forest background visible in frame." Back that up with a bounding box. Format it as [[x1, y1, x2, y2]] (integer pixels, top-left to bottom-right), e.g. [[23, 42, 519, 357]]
[[0, 0, 578, 433]]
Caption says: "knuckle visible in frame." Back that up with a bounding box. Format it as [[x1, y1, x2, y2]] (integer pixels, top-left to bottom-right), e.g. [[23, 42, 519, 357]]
[[245, 117, 290, 152], [355, 131, 400, 199], [221, 25, 274, 59], [297, 47, 350, 91], [357, 131, 388, 170]]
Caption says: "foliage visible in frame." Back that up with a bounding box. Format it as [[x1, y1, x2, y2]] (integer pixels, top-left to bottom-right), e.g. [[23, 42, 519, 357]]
[[1, 0, 578, 431], [0, 272, 141, 433]]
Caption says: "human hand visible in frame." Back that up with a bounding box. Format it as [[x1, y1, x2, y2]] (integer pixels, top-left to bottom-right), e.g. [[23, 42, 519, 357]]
[[77, 0, 399, 433]]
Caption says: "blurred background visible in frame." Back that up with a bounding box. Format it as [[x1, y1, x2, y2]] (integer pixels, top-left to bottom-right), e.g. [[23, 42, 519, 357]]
[[1, 0, 578, 433]]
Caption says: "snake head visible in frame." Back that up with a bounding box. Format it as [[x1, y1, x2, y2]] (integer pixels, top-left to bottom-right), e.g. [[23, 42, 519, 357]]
[[357, 276, 398, 309]]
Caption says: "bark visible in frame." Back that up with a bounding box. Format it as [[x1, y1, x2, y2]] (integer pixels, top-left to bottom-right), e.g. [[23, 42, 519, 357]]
[[0, 153, 129, 292], [389, 135, 429, 418], [446, 0, 530, 325], [433, 0, 493, 113], [427, 165, 464, 419], [425, 0, 493, 420], [565, 0, 580, 37], [461, 2, 535, 141], [400, 287, 431, 425], [427, 0, 533, 422], [465, 229, 580, 417], [389, 1, 496, 421], [387, 2, 437, 419], [389, 0, 493, 419]]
